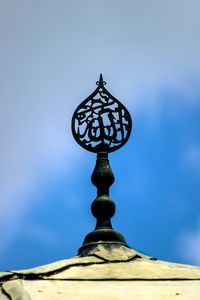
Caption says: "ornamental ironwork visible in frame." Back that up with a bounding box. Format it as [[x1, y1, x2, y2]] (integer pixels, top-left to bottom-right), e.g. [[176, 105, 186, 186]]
[[71, 74, 132, 153]]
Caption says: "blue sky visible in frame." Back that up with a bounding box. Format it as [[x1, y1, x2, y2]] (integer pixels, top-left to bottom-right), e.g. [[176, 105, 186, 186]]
[[0, 0, 200, 270]]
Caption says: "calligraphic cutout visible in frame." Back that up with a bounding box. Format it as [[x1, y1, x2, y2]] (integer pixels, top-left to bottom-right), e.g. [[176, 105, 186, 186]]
[[71, 74, 132, 153]]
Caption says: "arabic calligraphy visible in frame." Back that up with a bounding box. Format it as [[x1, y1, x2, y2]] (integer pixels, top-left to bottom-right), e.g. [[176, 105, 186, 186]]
[[71, 75, 132, 153]]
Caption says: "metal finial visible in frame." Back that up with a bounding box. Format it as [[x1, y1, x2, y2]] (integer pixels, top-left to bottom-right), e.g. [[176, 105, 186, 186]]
[[71, 75, 132, 254], [71, 74, 132, 153]]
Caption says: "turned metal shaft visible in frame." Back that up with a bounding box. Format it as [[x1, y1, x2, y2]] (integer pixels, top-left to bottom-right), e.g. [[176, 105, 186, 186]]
[[91, 152, 116, 229]]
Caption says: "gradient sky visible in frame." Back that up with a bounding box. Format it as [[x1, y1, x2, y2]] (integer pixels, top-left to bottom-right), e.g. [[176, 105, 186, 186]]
[[0, 0, 200, 270]]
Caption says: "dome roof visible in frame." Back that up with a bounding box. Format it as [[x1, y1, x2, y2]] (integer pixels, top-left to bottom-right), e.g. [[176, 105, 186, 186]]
[[1, 244, 200, 299]]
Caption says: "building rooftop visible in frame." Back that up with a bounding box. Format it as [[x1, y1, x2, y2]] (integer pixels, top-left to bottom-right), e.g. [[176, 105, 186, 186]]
[[1, 76, 199, 299], [1, 244, 200, 299]]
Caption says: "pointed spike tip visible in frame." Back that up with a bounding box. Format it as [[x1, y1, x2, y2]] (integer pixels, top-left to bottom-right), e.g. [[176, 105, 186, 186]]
[[96, 74, 106, 86]]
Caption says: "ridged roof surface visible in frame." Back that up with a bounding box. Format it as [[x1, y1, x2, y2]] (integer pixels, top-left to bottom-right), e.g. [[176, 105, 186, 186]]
[[1, 244, 200, 299]]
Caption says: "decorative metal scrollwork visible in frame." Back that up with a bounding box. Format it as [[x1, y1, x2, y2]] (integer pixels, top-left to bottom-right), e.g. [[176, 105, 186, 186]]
[[71, 74, 132, 153]]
